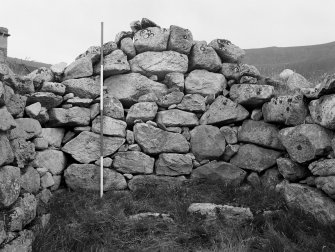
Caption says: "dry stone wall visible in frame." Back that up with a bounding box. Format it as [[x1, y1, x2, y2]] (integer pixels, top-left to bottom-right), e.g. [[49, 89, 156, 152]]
[[1, 17, 335, 249]]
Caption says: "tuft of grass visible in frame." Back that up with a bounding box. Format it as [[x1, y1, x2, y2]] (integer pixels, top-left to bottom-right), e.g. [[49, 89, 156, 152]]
[[33, 181, 335, 252]]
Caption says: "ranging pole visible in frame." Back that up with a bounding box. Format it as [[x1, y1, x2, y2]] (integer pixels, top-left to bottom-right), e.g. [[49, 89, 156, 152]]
[[100, 22, 104, 198]]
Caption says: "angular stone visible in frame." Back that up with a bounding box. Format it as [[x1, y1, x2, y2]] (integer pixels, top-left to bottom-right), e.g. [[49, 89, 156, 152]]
[[64, 164, 127, 191], [94, 49, 130, 77], [31, 150, 67, 175], [134, 123, 189, 154], [65, 97, 92, 107], [262, 95, 308, 126], [155, 153, 193, 176], [189, 41, 221, 72], [50, 62, 67, 79], [140, 18, 159, 29], [10, 193, 37, 229], [309, 159, 335, 176], [63, 57, 93, 80], [62, 131, 125, 163], [309, 94, 335, 130], [10, 138, 35, 168], [238, 120, 284, 150], [48, 107, 91, 127], [25, 102, 41, 118], [167, 25, 193, 54], [286, 72, 313, 91], [191, 161, 246, 186], [219, 126, 237, 144], [157, 91, 184, 108], [230, 144, 281, 172], [282, 183, 335, 224], [20, 167, 40, 193], [95, 157, 113, 168], [156, 109, 199, 127], [0, 166, 20, 207], [0, 106, 16, 131], [9, 118, 42, 140], [261, 167, 282, 189], [40, 128, 65, 148], [92, 116, 126, 137], [247, 172, 261, 187], [40, 172, 54, 188], [27, 92, 63, 109], [25, 67, 54, 89], [251, 108, 263, 121], [163, 72, 184, 91], [129, 51, 188, 80], [62, 78, 100, 99], [120, 37, 136, 59], [200, 96, 249, 125], [185, 70, 226, 97], [315, 176, 335, 199], [32, 138, 48, 150], [128, 175, 186, 191], [223, 144, 239, 161], [209, 39, 245, 63], [126, 102, 158, 125], [103, 94, 124, 120], [115, 31, 133, 46], [190, 125, 225, 161], [229, 84, 274, 107], [221, 63, 260, 81], [279, 124, 333, 163], [0, 133, 14, 166], [133, 27, 169, 53], [104, 73, 168, 107], [176, 94, 206, 113], [277, 157, 308, 182], [113, 151, 154, 174], [6, 93, 27, 117], [40, 82, 66, 95]]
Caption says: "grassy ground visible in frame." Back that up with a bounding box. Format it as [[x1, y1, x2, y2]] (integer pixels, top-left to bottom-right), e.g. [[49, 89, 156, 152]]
[[33, 181, 335, 252]]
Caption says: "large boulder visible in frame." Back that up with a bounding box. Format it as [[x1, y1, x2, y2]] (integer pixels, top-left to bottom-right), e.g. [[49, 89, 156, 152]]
[[209, 39, 245, 63], [309, 159, 335, 176], [286, 72, 314, 91], [279, 124, 333, 163], [40, 128, 65, 148], [230, 144, 281, 172], [129, 51, 188, 80], [26, 92, 63, 109], [128, 175, 186, 191], [0, 134, 14, 166], [176, 94, 206, 113], [64, 164, 127, 191], [155, 153, 193, 176], [63, 57, 93, 80], [133, 27, 169, 53], [277, 158, 308, 182], [191, 161, 246, 186], [167, 25, 193, 55], [0, 166, 20, 207], [156, 109, 199, 127], [48, 107, 91, 127], [8, 118, 42, 140], [188, 41, 222, 72], [190, 125, 225, 161], [200, 96, 249, 125], [229, 84, 274, 107], [315, 176, 335, 199], [133, 123, 189, 154], [185, 70, 226, 97], [126, 102, 158, 125], [31, 150, 67, 175], [262, 95, 308, 126], [92, 116, 127, 137], [238, 120, 284, 150], [309, 94, 335, 130], [113, 151, 154, 174], [62, 78, 100, 99], [62, 131, 125, 163], [104, 73, 168, 107], [282, 183, 335, 224], [0, 106, 16, 131]]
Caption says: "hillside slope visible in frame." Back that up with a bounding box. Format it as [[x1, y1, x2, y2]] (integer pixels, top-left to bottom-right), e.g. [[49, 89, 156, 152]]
[[243, 41, 335, 82]]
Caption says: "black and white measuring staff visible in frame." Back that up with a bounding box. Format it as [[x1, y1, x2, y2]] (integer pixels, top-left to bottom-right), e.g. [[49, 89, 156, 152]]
[[100, 22, 104, 198]]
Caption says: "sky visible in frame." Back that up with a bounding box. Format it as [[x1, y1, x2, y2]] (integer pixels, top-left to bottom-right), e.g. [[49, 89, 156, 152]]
[[1, 0, 335, 65]]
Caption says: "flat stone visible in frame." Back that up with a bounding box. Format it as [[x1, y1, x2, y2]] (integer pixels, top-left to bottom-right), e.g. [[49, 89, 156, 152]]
[[138, 93, 159, 102], [315, 176, 335, 199], [221, 63, 260, 81], [95, 157, 113, 168], [64, 164, 127, 191], [185, 70, 226, 97], [20, 167, 40, 193], [229, 84, 274, 107], [40, 172, 55, 188], [133, 27, 169, 53], [8, 118, 42, 140], [27, 92, 63, 109], [189, 41, 222, 72], [25, 102, 41, 118], [113, 151, 154, 174], [128, 175, 186, 191], [262, 95, 308, 126], [176, 94, 206, 113], [62, 131, 125, 163], [156, 109, 199, 127], [155, 153, 193, 176], [62, 78, 100, 99], [309, 94, 335, 130], [167, 25, 193, 54], [0, 106, 17, 131], [238, 120, 284, 150], [104, 73, 168, 107], [279, 124, 333, 163], [63, 57, 93, 80], [31, 149, 67, 175], [277, 157, 308, 182], [230, 144, 281, 172], [126, 102, 158, 125], [40, 128, 65, 148], [190, 125, 225, 161], [191, 161, 246, 186], [163, 72, 184, 91], [157, 91, 184, 108], [134, 123, 189, 154], [209, 39, 245, 63], [92, 116, 127, 137], [94, 49, 130, 77], [32, 138, 48, 150], [0, 133, 14, 166], [65, 97, 92, 107], [48, 107, 91, 127], [0, 165, 21, 207], [129, 51, 188, 80], [200, 96, 249, 125], [40, 82, 66, 95], [309, 159, 335, 176]]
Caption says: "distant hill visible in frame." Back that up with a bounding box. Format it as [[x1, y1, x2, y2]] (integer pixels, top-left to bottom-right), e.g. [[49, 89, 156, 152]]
[[243, 41, 335, 82], [6, 57, 51, 76]]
